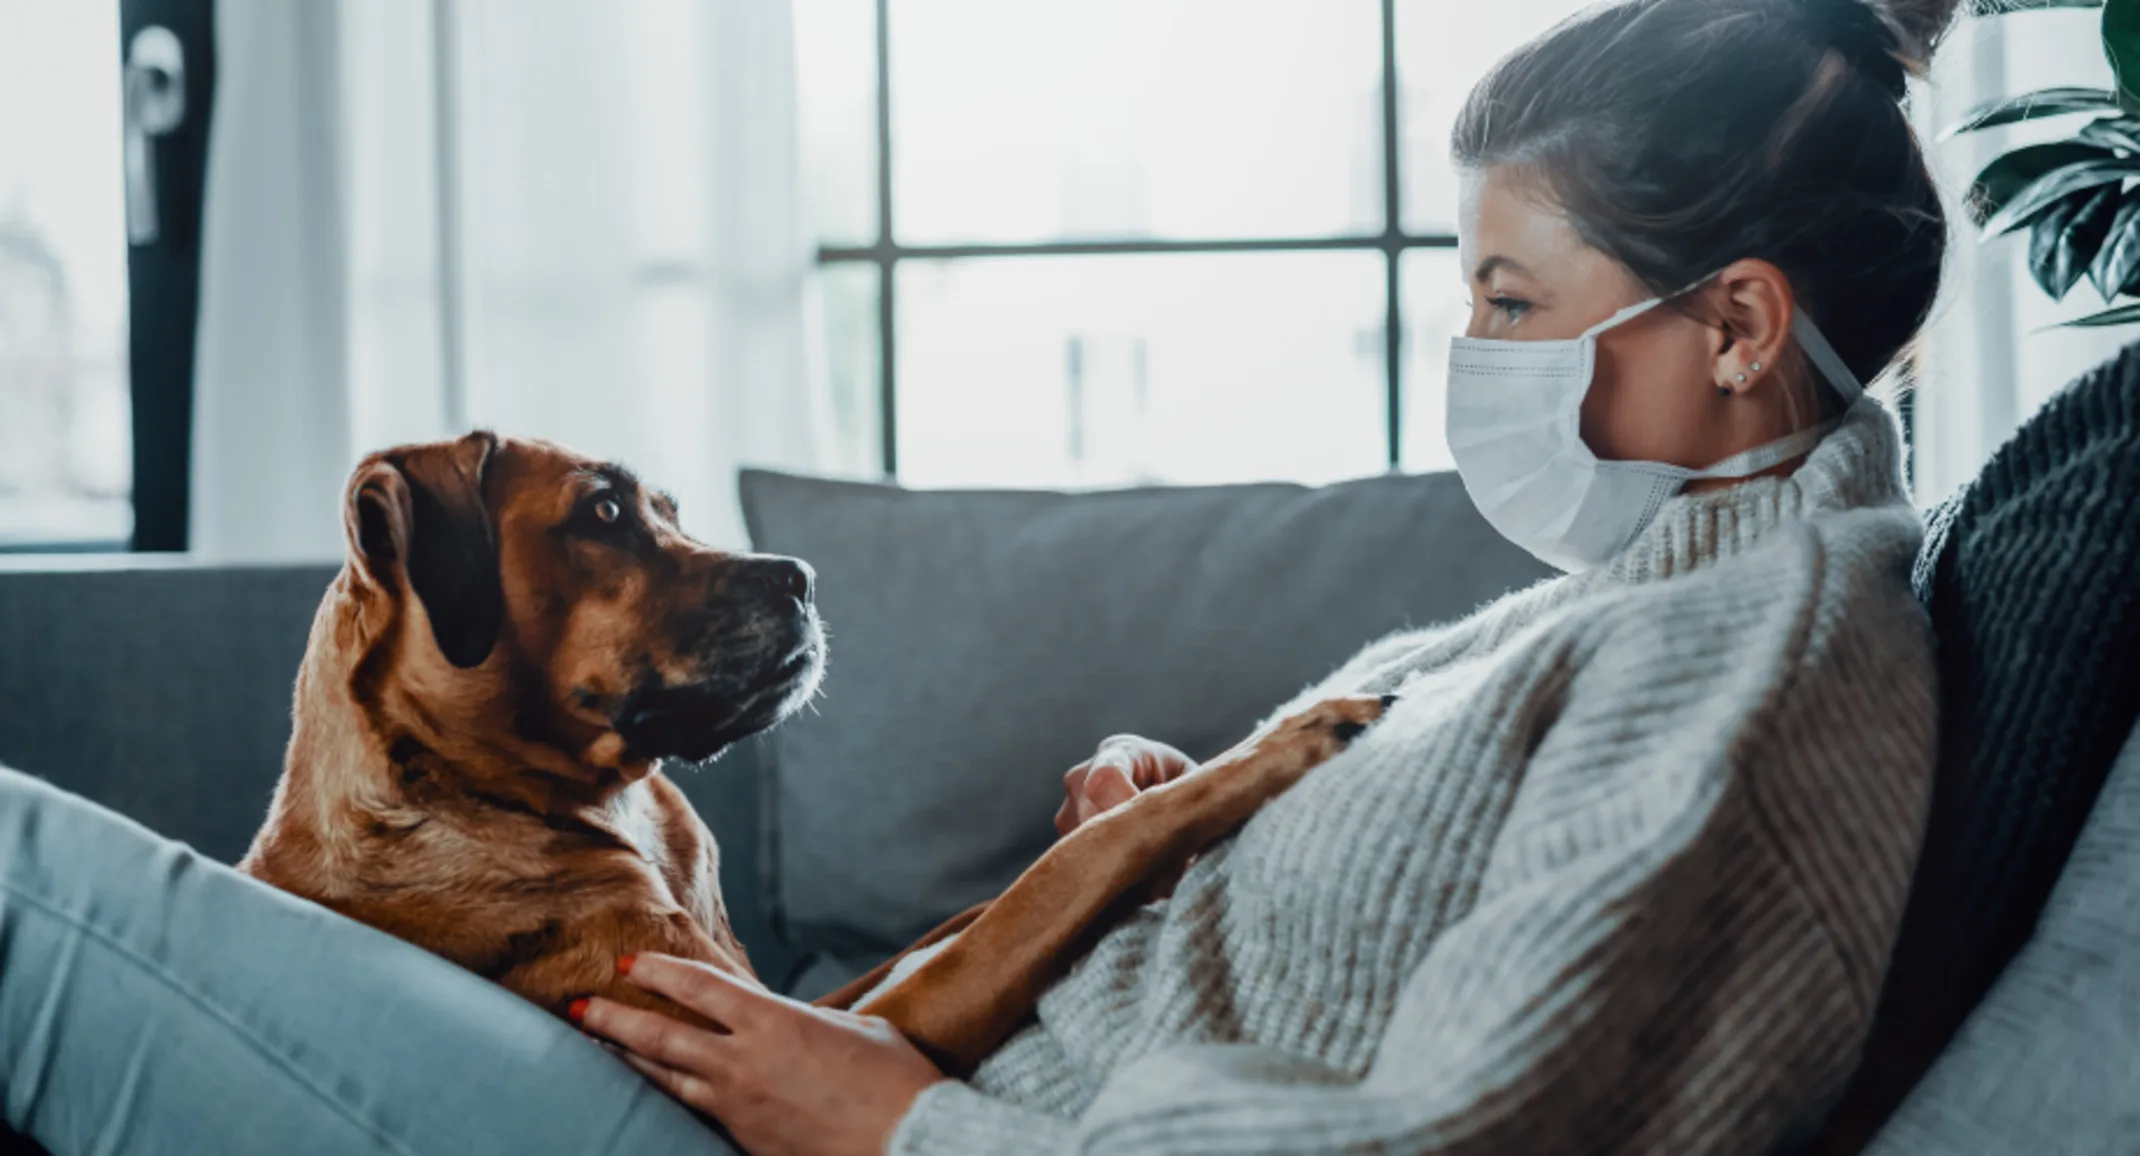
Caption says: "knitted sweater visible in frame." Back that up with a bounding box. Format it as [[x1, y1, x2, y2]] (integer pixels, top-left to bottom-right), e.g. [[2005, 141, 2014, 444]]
[[888, 399, 1936, 1156]]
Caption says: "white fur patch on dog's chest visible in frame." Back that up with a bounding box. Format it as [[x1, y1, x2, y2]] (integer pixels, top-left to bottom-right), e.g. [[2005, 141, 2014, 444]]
[[605, 786, 669, 878]]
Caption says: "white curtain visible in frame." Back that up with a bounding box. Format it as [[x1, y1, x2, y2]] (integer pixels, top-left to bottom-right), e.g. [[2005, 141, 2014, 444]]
[[192, 0, 828, 560], [1912, 9, 2136, 503]]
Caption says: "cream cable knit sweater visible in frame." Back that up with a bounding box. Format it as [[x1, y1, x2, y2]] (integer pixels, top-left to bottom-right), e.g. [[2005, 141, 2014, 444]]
[[887, 399, 1935, 1156]]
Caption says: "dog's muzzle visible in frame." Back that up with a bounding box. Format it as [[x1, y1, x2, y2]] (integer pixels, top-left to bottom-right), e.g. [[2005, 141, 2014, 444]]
[[613, 627, 824, 764]]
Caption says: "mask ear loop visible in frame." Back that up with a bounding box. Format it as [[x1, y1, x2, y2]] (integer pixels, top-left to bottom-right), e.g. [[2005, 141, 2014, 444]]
[[1686, 310, 1865, 481], [1578, 278, 1868, 407], [1578, 269, 1725, 342], [1789, 311, 1866, 405], [1578, 294, 1670, 340]]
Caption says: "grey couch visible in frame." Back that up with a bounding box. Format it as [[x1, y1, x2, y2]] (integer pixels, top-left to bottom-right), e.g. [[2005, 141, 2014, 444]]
[[1, 463, 2134, 1152]]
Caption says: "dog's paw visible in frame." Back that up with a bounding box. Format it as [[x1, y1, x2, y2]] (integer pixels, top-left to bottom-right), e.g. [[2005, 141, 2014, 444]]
[[1278, 694, 1395, 751], [1331, 694, 1399, 744]]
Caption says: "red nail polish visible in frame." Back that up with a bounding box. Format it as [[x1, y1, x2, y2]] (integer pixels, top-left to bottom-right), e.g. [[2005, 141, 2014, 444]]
[[617, 954, 636, 976], [567, 998, 590, 1022]]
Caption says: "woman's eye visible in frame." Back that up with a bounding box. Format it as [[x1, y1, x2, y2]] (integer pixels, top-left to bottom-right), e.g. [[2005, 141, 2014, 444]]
[[1488, 295, 1533, 321], [593, 497, 622, 524]]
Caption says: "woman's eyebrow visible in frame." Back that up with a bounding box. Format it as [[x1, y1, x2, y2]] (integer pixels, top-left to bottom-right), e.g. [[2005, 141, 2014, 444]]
[[1472, 255, 1532, 284]]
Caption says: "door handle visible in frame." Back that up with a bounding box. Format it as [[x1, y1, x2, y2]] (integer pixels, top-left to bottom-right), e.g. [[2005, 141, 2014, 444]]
[[124, 24, 186, 246]]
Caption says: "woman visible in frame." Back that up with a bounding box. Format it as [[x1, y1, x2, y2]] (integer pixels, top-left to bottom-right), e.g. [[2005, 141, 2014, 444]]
[[0, 0, 1955, 1152]]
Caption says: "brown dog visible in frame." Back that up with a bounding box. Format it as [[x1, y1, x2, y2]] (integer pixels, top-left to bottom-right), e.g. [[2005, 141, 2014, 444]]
[[242, 428, 1387, 1070], [240, 431, 823, 1024]]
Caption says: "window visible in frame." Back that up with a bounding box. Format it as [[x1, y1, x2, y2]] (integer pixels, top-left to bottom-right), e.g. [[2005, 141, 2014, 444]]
[[0, 2, 133, 547], [0, 0, 213, 552], [796, 0, 1592, 487]]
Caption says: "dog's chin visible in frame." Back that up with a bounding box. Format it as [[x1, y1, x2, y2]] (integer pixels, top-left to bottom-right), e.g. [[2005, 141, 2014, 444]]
[[613, 647, 824, 765]]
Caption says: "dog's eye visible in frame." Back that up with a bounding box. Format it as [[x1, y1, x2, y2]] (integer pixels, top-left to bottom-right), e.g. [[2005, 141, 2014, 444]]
[[593, 497, 622, 525]]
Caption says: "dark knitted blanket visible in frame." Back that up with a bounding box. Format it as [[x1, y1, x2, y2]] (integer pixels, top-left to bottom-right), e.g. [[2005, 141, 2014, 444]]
[[1811, 341, 2140, 1151]]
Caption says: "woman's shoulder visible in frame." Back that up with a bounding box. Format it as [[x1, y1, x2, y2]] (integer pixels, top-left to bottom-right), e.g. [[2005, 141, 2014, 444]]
[[1323, 497, 1928, 707], [1565, 499, 1931, 687], [1733, 500, 1928, 631], [1634, 500, 1943, 710], [1653, 496, 1922, 610]]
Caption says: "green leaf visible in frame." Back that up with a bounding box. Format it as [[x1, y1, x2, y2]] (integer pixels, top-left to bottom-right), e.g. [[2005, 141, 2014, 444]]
[[2078, 116, 2140, 153], [1969, 0, 2102, 10], [2053, 300, 2140, 327], [2086, 186, 2140, 295], [2109, 0, 2140, 109], [1983, 156, 2140, 235], [1945, 87, 2120, 137], [2065, 184, 2125, 284], [2030, 184, 2121, 297], [1970, 142, 2113, 226]]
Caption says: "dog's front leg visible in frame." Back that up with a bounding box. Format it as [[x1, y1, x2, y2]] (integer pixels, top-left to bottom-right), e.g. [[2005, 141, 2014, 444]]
[[504, 904, 761, 1032], [857, 694, 1392, 1074]]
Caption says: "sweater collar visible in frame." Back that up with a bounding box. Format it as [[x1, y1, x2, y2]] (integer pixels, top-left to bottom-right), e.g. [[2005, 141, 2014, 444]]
[[1599, 397, 1911, 584]]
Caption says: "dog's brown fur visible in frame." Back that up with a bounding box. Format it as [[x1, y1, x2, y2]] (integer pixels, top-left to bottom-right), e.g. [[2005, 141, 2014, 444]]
[[241, 429, 1386, 1071], [241, 431, 824, 1026]]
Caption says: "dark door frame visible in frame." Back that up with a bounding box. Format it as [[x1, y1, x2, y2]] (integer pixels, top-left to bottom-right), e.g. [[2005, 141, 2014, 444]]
[[120, 0, 215, 552]]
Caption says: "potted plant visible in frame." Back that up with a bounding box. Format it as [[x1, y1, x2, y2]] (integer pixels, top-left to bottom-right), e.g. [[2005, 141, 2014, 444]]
[[1957, 0, 2140, 326]]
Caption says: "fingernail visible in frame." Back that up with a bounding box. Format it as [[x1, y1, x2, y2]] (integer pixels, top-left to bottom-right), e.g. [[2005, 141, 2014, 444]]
[[1380, 694, 1399, 708], [617, 954, 636, 976], [567, 998, 590, 1023]]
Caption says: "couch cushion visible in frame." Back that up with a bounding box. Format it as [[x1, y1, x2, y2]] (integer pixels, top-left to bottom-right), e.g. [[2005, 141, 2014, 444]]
[[0, 559, 338, 863], [739, 468, 1552, 989], [1864, 720, 2140, 1153]]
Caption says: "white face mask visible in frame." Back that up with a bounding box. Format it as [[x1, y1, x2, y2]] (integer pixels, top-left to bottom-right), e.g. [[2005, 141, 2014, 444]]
[[1444, 284, 1867, 573]]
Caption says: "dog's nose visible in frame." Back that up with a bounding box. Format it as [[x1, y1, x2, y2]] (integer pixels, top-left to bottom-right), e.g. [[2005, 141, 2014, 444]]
[[749, 557, 814, 606], [775, 558, 815, 604]]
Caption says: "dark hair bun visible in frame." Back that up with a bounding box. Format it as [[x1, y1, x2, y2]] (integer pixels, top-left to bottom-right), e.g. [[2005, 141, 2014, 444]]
[[1871, 0, 1964, 65], [1799, 0, 1943, 100]]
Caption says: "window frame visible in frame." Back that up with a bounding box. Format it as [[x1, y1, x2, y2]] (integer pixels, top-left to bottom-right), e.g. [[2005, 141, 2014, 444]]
[[121, 0, 218, 552], [816, 0, 1455, 478]]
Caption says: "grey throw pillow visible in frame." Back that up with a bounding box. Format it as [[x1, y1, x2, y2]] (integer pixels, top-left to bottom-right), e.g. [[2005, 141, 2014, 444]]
[[1865, 721, 2140, 1154], [738, 468, 1551, 977]]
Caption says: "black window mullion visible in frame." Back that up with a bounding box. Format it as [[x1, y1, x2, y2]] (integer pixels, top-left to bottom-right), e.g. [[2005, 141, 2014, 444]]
[[839, 0, 1452, 482], [874, 0, 898, 478], [1379, 0, 1404, 472], [821, 236, 1454, 262]]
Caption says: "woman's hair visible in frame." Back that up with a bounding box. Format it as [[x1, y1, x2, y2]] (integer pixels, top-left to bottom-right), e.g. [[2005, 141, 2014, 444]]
[[1453, 0, 1961, 392]]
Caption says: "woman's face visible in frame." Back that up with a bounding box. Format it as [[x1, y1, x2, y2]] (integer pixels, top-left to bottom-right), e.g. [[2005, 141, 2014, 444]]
[[1456, 166, 1796, 471]]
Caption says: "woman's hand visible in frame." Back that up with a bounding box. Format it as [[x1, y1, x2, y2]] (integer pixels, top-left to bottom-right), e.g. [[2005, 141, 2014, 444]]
[[1054, 734, 1197, 836], [574, 954, 946, 1156]]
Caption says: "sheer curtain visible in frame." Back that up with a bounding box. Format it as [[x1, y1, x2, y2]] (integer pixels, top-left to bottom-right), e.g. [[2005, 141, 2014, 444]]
[[191, 0, 829, 560], [1912, 8, 2134, 503]]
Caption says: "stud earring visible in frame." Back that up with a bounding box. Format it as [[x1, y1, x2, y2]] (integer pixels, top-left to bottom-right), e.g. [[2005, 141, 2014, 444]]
[[1750, 361, 1763, 373], [1735, 372, 1748, 384], [1717, 384, 1732, 398]]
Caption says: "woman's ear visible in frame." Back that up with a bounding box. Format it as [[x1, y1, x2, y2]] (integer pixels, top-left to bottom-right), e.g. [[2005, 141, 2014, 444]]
[[1705, 258, 1795, 397]]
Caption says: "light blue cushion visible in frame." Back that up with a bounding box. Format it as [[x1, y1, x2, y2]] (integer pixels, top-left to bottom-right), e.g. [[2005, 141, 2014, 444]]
[[1866, 721, 2140, 1154]]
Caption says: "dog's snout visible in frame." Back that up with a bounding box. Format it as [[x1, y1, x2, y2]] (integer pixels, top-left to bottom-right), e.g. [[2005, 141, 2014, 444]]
[[739, 556, 814, 607]]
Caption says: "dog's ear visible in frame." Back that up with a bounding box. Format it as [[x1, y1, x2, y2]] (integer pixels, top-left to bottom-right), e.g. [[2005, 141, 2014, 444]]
[[342, 431, 504, 669]]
